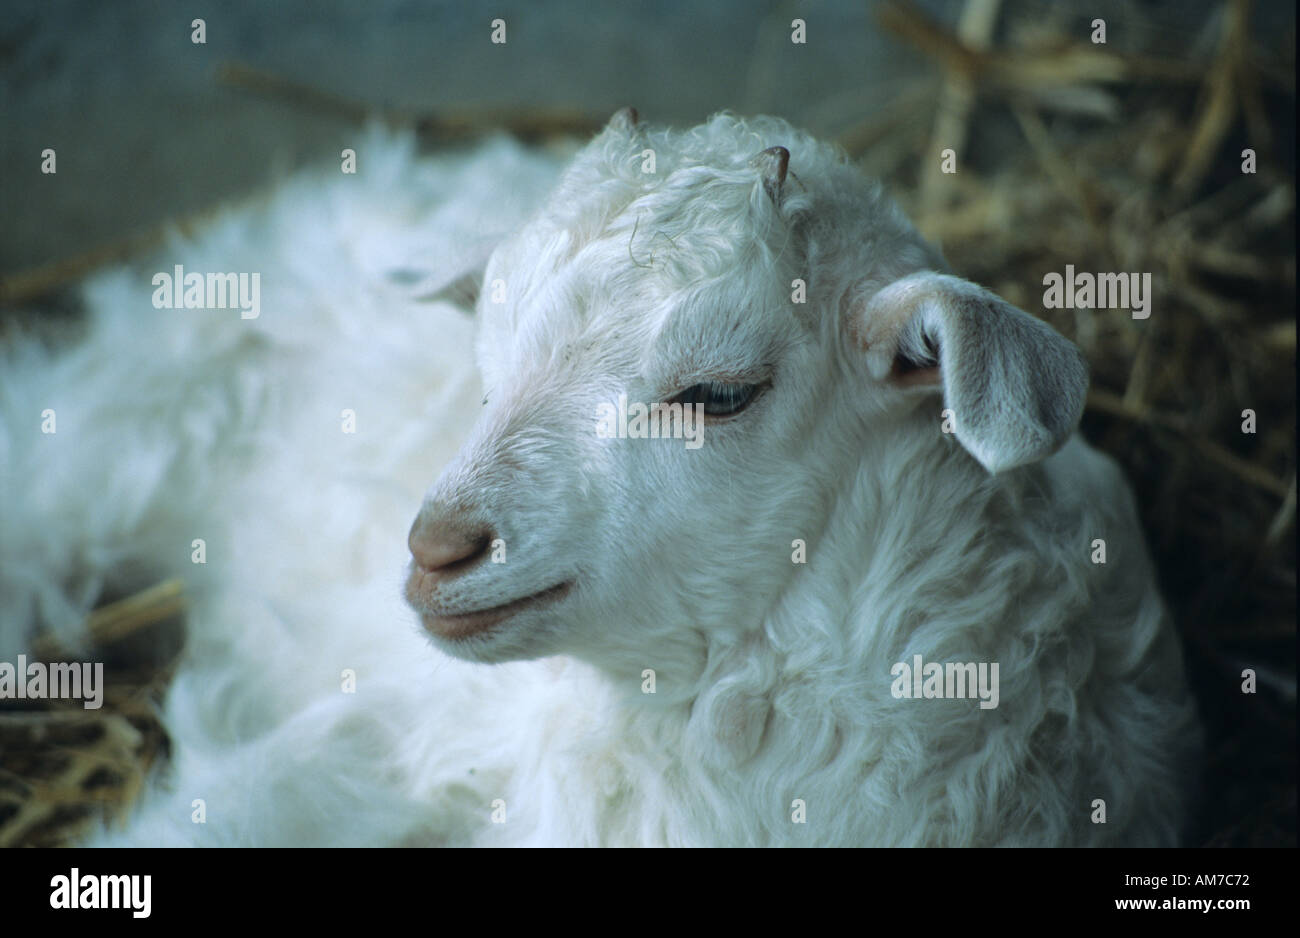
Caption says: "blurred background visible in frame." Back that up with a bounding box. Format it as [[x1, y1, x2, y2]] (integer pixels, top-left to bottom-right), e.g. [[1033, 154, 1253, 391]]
[[0, 0, 1294, 846]]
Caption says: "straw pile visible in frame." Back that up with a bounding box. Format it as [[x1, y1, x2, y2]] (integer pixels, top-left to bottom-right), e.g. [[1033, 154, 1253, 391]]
[[0, 581, 183, 846]]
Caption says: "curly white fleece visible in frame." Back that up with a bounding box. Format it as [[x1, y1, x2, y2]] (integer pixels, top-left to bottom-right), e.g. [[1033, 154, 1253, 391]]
[[0, 115, 1200, 846]]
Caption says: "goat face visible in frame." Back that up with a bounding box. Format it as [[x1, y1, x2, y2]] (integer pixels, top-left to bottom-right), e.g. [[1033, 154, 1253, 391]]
[[403, 112, 1087, 666]]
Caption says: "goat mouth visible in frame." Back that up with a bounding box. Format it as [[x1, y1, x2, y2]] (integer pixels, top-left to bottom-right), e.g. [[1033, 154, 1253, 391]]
[[417, 581, 573, 641]]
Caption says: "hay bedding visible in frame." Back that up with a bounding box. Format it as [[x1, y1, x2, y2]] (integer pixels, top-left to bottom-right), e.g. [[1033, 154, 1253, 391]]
[[0, 0, 1294, 846]]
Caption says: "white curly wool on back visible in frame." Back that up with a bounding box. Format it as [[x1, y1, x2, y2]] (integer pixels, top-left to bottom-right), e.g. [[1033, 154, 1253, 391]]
[[0, 116, 1200, 846]]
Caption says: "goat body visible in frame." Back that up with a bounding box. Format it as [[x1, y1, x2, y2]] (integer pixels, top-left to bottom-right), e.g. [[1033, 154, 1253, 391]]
[[0, 114, 1201, 847]]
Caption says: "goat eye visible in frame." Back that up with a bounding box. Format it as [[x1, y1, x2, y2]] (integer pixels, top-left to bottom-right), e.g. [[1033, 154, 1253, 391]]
[[672, 381, 762, 417]]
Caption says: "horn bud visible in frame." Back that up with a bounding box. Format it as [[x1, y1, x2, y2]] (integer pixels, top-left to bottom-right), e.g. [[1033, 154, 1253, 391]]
[[607, 106, 640, 132], [751, 146, 790, 201]]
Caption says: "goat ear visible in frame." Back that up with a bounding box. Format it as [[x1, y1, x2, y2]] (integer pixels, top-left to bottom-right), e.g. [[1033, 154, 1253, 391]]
[[417, 268, 482, 310], [848, 271, 1089, 473]]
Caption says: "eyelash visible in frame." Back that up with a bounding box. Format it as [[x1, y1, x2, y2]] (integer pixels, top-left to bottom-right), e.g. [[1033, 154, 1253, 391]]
[[670, 381, 765, 417]]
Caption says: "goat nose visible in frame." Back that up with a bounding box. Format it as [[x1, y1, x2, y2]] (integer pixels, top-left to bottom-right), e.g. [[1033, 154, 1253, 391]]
[[408, 514, 491, 575]]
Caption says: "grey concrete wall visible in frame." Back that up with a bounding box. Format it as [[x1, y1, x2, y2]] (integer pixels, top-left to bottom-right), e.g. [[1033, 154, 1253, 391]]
[[1, 0, 1279, 277]]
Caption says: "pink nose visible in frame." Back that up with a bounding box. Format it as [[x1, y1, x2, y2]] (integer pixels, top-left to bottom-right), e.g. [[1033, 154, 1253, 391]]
[[408, 513, 491, 575]]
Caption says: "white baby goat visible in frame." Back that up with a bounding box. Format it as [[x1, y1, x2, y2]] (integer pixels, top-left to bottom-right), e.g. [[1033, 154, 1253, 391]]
[[403, 109, 1201, 846], [2, 112, 1199, 847]]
